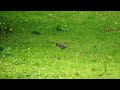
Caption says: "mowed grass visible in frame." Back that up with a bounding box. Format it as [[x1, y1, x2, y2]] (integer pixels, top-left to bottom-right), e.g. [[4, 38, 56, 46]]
[[0, 11, 120, 79]]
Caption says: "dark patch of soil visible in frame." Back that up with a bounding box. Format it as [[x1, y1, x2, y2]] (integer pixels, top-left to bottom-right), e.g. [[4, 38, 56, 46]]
[[31, 31, 40, 35], [0, 46, 3, 51]]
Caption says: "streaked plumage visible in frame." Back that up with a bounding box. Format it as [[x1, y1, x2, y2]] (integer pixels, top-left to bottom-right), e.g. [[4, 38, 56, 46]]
[[56, 43, 67, 49]]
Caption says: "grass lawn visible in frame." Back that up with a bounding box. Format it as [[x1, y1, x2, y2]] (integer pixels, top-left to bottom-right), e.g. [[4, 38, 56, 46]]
[[0, 11, 120, 79]]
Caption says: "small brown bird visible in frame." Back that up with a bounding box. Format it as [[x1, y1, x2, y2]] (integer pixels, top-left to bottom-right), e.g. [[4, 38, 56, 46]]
[[56, 43, 67, 49]]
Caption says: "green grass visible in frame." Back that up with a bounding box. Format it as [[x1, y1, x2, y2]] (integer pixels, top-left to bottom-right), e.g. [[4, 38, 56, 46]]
[[0, 11, 120, 79]]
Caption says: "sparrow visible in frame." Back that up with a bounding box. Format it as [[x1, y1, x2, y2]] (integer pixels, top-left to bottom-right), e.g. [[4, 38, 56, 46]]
[[56, 43, 67, 49]]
